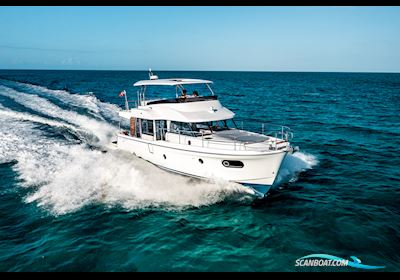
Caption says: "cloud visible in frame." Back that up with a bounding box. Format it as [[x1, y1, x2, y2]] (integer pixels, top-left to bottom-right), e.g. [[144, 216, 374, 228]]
[[60, 57, 81, 65], [0, 45, 92, 53]]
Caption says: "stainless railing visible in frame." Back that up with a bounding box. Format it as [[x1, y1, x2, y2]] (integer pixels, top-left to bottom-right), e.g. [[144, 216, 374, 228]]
[[255, 123, 293, 142], [156, 122, 293, 152], [119, 121, 293, 151]]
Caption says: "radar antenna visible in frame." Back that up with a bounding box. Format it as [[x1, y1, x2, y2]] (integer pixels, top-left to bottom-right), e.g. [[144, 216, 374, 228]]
[[149, 68, 158, 80]]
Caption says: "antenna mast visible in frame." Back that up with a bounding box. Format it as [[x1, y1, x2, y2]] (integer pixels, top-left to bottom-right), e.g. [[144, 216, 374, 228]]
[[149, 68, 158, 80]]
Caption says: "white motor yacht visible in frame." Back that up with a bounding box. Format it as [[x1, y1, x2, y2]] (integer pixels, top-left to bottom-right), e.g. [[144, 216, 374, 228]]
[[114, 71, 295, 197]]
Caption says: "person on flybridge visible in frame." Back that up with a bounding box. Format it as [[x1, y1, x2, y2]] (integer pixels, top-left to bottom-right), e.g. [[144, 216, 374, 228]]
[[179, 89, 200, 99], [179, 89, 188, 99]]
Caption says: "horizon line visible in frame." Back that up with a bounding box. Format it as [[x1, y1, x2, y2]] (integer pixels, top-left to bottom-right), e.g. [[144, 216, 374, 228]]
[[0, 68, 399, 74]]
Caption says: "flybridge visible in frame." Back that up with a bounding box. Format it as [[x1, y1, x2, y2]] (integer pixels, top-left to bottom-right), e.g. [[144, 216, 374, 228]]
[[128, 70, 216, 108], [118, 69, 233, 122]]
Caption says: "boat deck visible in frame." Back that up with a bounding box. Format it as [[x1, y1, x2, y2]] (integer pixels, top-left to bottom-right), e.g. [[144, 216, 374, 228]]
[[211, 129, 269, 143], [162, 128, 288, 152]]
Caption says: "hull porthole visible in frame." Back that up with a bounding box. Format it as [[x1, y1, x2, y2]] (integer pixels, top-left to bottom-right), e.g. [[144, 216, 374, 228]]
[[222, 160, 244, 168]]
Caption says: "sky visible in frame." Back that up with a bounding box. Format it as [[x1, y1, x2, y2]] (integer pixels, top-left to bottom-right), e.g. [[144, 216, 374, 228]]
[[0, 6, 400, 72]]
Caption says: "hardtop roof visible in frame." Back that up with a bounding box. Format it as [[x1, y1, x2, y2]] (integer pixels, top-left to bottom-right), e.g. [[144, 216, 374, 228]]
[[133, 78, 213, 87]]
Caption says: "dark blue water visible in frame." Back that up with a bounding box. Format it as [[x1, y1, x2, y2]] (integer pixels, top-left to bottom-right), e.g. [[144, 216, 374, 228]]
[[0, 70, 399, 271]]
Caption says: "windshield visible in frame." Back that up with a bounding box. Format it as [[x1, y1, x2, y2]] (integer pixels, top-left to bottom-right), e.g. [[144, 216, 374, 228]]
[[143, 83, 214, 100], [191, 119, 237, 133]]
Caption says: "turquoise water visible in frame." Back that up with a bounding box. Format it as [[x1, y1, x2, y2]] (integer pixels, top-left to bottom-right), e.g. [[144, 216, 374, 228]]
[[0, 70, 399, 271]]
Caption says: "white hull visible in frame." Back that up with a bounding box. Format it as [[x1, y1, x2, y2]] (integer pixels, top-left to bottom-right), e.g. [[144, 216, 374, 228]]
[[116, 133, 287, 194], [114, 73, 295, 196]]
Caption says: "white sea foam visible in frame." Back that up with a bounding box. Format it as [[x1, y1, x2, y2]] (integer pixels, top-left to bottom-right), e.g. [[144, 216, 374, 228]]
[[0, 106, 79, 132], [23, 146, 251, 215], [0, 79, 121, 121], [275, 151, 319, 185], [19, 80, 121, 121], [3, 124, 251, 214], [0, 85, 117, 145], [0, 83, 251, 214]]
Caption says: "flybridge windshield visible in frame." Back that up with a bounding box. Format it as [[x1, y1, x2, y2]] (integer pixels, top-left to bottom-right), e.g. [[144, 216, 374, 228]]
[[132, 74, 217, 107], [140, 83, 215, 100]]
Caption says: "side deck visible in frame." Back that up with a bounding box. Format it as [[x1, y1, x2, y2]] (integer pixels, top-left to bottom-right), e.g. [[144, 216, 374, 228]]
[[163, 128, 290, 152]]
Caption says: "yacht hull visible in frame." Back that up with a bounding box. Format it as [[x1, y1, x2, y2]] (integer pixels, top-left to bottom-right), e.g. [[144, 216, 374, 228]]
[[117, 134, 287, 195]]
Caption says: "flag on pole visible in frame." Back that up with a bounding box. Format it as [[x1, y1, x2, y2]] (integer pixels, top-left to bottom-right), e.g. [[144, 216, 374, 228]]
[[119, 90, 129, 110]]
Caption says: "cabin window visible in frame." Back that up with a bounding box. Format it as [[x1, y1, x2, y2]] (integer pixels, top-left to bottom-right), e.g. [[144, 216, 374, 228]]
[[155, 120, 167, 140], [191, 119, 235, 133], [141, 119, 154, 136], [211, 120, 229, 131], [170, 121, 195, 136]]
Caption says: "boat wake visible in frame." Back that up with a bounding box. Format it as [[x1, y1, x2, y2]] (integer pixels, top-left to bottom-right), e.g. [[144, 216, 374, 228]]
[[0, 80, 317, 214], [275, 151, 319, 186]]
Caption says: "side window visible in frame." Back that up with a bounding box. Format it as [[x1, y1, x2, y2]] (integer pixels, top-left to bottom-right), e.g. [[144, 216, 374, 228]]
[[141, 119, 154, 136], [155, 120, 167, 140], [148, 120, 154, 135], [170, 121, 180, 133], [170, 121, 193, 135]]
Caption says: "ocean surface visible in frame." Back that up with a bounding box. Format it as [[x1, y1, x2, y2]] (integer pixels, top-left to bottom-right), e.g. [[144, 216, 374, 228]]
[[0, 70, 399, 272]]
